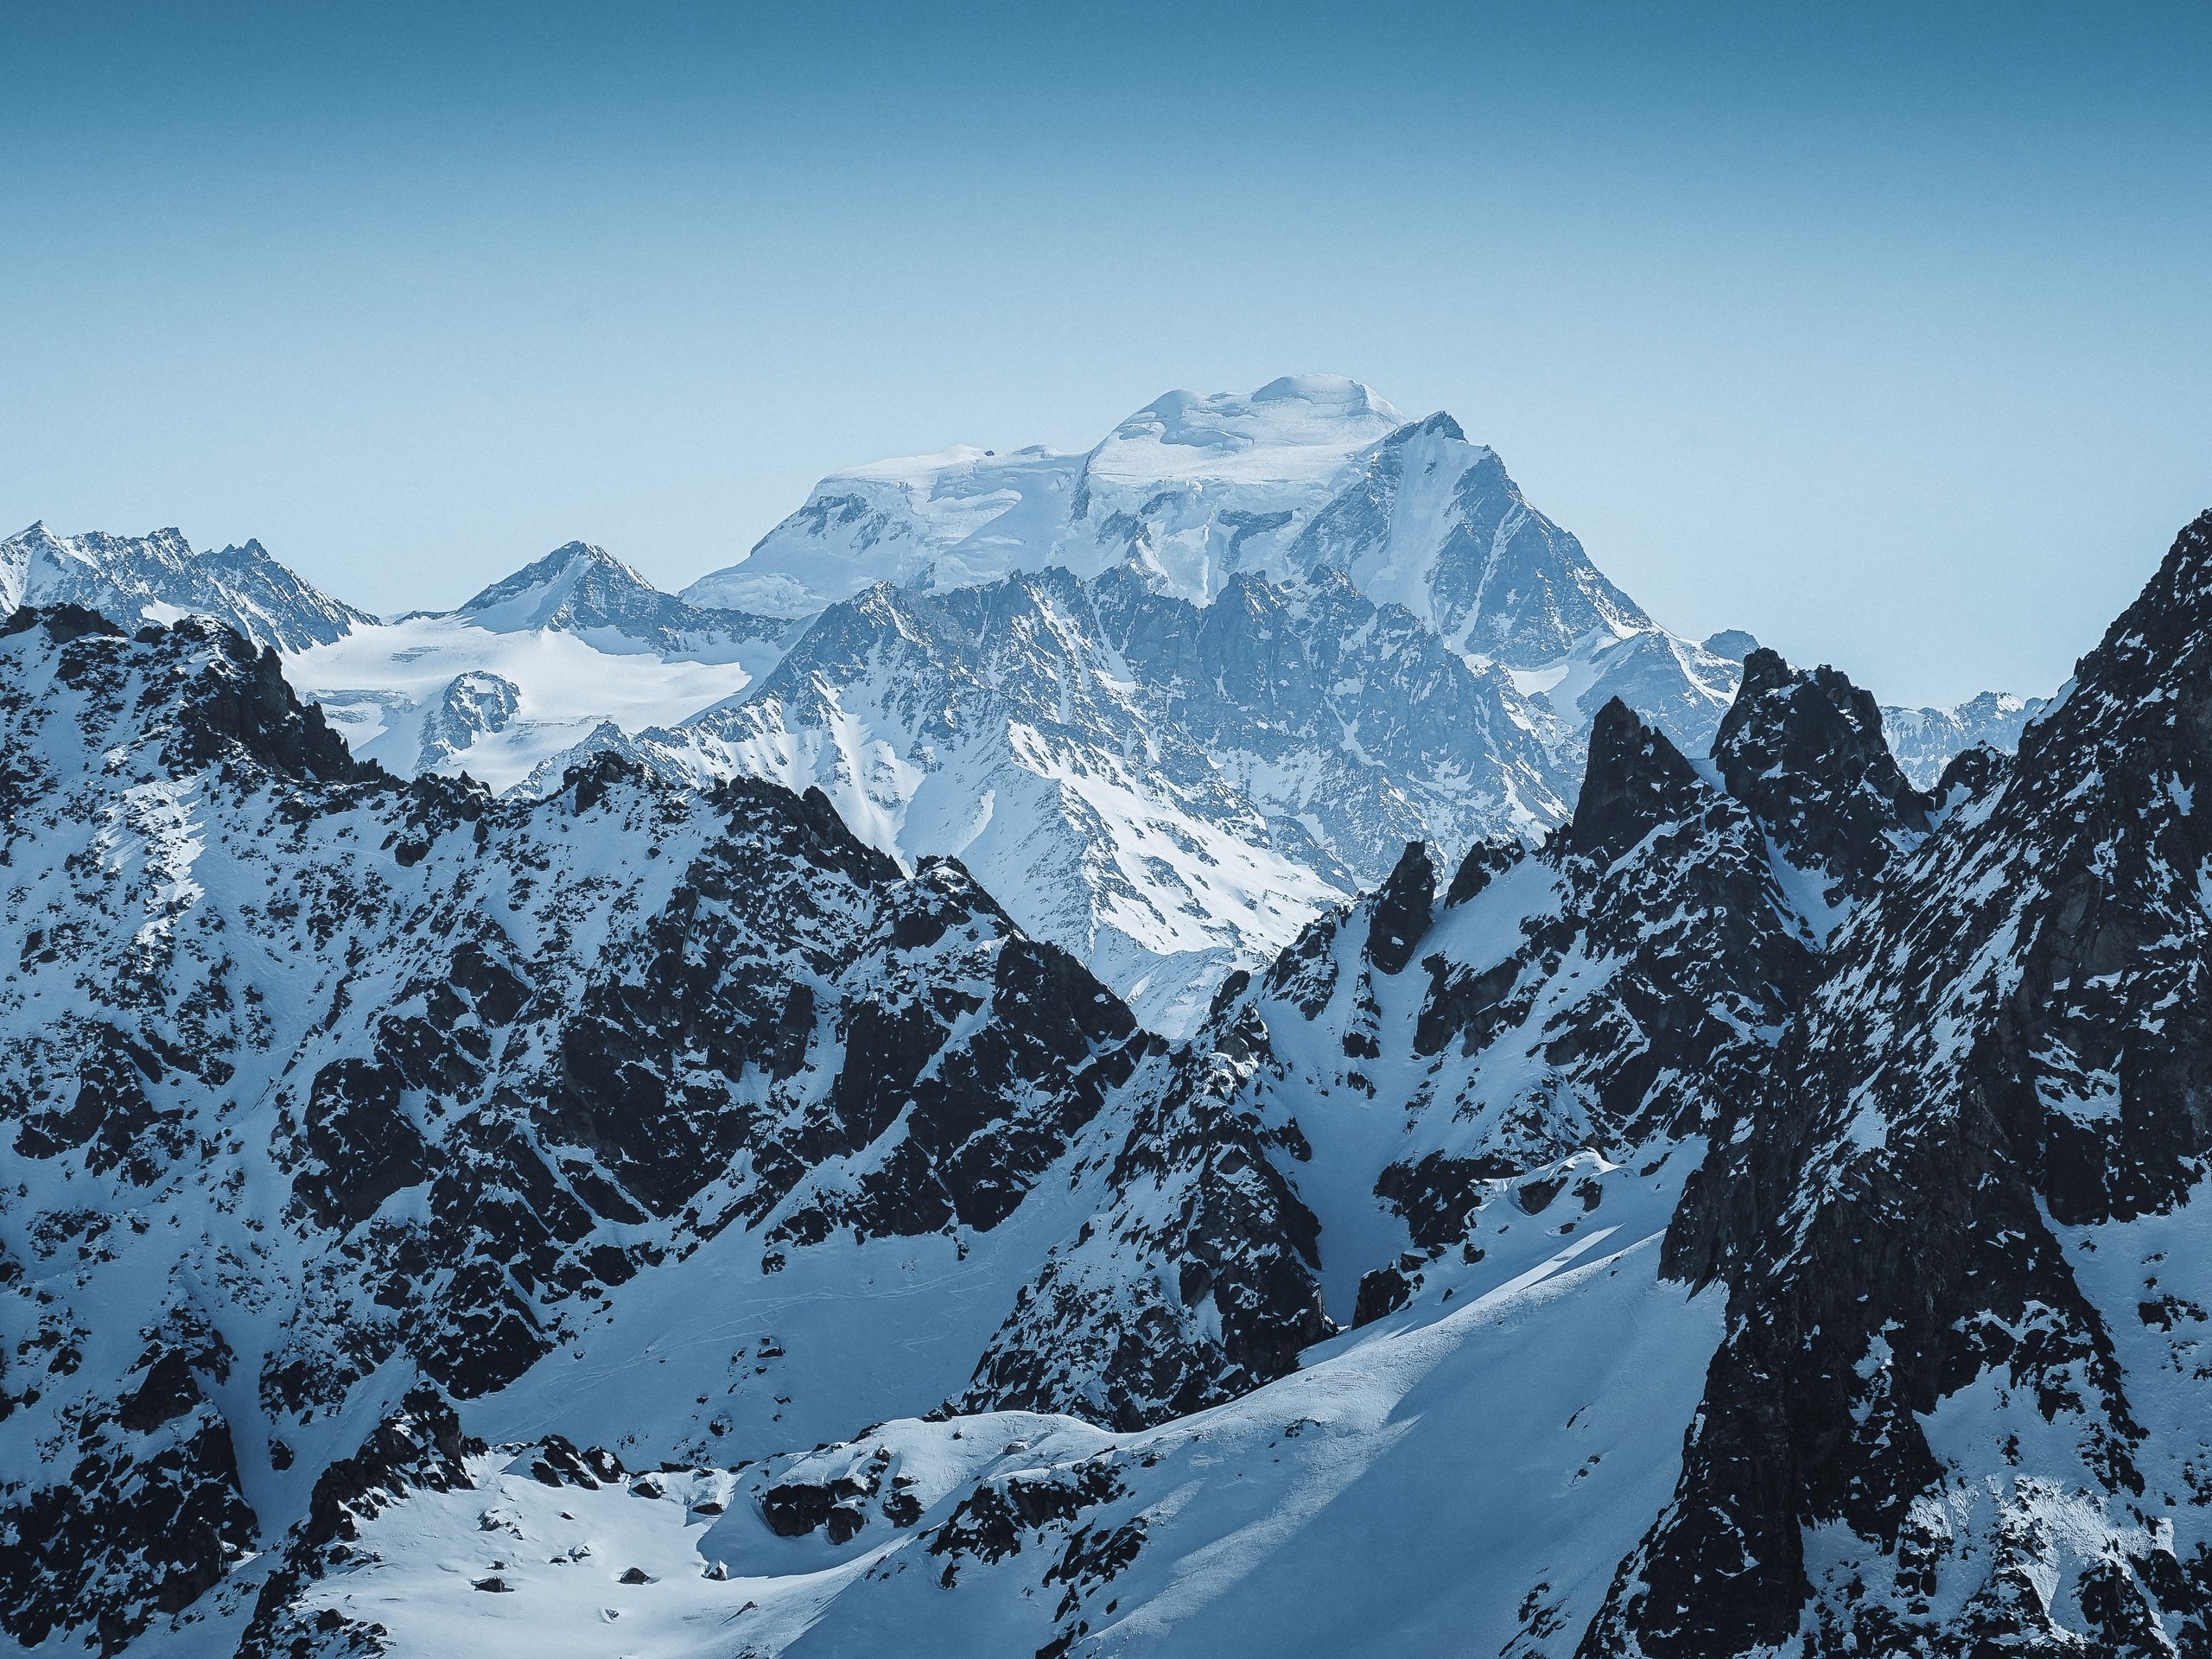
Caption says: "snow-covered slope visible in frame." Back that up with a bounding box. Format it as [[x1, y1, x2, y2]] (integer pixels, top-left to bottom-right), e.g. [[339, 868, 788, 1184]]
[[236, 378, 1901, 1031], [284, 542, 791, 789], [16, 490, 2212, 1658], [224, 619, 1934, 1659], [0, 523, 372, 651], [0, 606, 1164, 1652], [242, 1211, 1722, 1659]]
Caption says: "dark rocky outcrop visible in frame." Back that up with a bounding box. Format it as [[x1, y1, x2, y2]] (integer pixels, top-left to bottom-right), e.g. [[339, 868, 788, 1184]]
[[1713, 647, 1933, 908], [1567, 699, 1712, 866], [1593, 512, 2212, 1656], [961, 1007, 1330, 1430], [1363, 841, 1435, 975]]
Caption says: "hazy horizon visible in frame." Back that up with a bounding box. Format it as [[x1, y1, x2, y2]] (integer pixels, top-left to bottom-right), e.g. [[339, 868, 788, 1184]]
[[6, 1, 2209, 706]]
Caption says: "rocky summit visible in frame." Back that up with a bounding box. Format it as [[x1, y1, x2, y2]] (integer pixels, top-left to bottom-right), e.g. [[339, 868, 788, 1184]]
[[4, 423, 2203, 1658]]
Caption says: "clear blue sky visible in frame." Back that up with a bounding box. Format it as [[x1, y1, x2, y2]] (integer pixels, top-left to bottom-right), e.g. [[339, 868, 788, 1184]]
[[4, 1, 2208, 705]]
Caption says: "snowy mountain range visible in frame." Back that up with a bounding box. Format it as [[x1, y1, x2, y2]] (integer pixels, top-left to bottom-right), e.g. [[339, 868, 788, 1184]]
[[0, 524, 372, 653], [8, 368, 2212, 1659], [8, 502, 2211, 1657], [0, 378, 2040, 1034]]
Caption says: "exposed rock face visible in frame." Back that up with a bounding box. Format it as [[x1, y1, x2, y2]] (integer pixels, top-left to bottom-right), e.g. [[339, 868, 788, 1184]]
[[1086, 563, 1573, 887], [1596, 511, 2212, 1656], [961, 1004, 1329, 1429], [1567, 699, 1715, 866], [1713, 647, 1934, 912], [1362, 842, 1437, 976], [235, 1389, 483, 1659], [0, 606, 1154, 1649], [1287, 411, 1647, 669], [414, 671, 521, 770]]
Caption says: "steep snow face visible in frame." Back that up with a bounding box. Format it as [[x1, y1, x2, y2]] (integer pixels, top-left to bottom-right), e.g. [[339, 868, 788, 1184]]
[[17, 581, 2135, 1659], [1605, 511, 2212, 1656], [683, 376, 1408, 617], [1879, 687, 2054, 788], [244, 1207, 1723, 1659], [1289, 412, 1645, 665], [1237, 700, 1818, 1316], [284, 543, 792, 791], [0, 522, 373, 651]]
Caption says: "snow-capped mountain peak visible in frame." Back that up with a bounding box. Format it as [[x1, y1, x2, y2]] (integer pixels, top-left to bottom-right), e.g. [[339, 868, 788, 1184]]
[[681, 379, 1745, 778], [683, 377, 1422, 617], [451, 538, 645, 622], [1088, 373, 1408, 484], [0, 520, 373, 650], [284, 541, 792, 789]]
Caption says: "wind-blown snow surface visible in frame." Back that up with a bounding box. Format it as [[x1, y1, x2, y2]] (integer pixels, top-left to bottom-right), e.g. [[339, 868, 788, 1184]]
[[252, 1214, 1722, 1659]]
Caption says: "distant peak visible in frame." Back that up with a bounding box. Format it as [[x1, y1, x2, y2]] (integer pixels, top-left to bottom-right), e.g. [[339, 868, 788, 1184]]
[[1700, 628, 1759, 663], [459, 541, 641, 613]]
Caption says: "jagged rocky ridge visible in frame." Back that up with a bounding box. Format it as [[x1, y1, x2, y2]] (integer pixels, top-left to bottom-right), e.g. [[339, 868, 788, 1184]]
[[208, 591, 1979, 1659], [0, 580, 1916, 1656], [1592, 510, 2212, 1655], [0, 604, 1174, 1650], [0, 524, 373, 652]]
